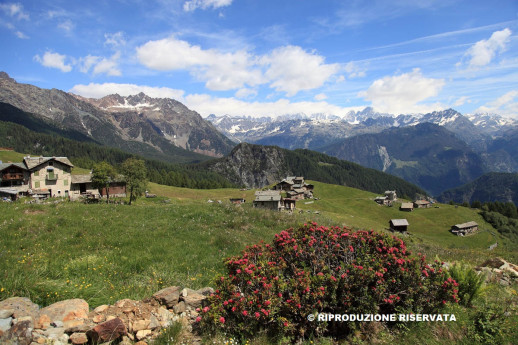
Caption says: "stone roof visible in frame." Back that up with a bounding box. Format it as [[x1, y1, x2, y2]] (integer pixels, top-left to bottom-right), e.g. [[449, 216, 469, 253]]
[[453, 221, 478, 229], [414, 200, 430, 205], [401, 202, 414, 209], [23, 156, 74, 170], [0, 162, 26, 171], [254, 194, 281, 202], [390, 219, 409, 226], [71, 174, 92, 184]]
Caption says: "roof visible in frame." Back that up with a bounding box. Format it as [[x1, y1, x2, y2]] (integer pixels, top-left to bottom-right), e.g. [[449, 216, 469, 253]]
[[385, 190, 396, 194], [277, 180, 294, 185], [454, 221, 478, 229], [255, 190, 280, 196], [255, 195, 281, 202], [71, 174, 92, 184], [401, 202, 414, 209], [23, 156, 74, 170], [414, 200, 430, 204], [375, 196, 387, 200], [390, 219, 409, 226], [0, 162, 27, 171]]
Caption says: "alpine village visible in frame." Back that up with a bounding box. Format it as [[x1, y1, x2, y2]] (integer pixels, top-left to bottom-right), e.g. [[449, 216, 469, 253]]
[[1, 2, 518, 345]]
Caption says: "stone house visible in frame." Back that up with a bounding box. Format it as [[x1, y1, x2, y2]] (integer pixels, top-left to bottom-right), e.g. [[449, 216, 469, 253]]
[[385, 190, 397, 201], [70, 174, 126, 200], [400, 202, 414, 212], [451, 221, 479, 236], [414, 200, 431, 208], [273, 176, 314, 199], [24, 156, 74, 198], [253, 190, 282, 211], [389, 219, 409, 233]]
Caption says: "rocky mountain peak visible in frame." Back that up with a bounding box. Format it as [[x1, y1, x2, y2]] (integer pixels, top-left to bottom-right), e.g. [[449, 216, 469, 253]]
[[0, 71, 15, 82]]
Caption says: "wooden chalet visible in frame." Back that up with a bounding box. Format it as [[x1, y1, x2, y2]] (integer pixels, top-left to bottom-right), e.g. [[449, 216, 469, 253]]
[[389, 219, 409, 233], [400, 202, 414, 212], [414, 200, 431, 208], [451, 221, 479, 236], [253, 190, 282, 211]]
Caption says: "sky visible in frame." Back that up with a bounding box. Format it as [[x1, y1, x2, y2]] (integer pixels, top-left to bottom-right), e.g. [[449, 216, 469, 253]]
[[1, 0, 518, 118]]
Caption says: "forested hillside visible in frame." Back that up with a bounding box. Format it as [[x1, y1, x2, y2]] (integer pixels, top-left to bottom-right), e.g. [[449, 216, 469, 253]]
[[0, 120, 235, 189]]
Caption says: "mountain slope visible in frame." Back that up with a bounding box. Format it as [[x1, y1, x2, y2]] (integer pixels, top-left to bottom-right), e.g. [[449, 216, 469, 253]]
[[0, 72, 234, 162], [438, 172, 518, 205], [201, 142, 426, 198], [319, 123, 486, 195]]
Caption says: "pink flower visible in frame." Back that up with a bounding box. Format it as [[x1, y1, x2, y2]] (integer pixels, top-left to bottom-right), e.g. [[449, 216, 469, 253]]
[[202, 306, 210, 313], [196, 316, 202, 322], [219, 316, 225, 323], [255, 312, 261, 318], [242, 310, 248, 316]]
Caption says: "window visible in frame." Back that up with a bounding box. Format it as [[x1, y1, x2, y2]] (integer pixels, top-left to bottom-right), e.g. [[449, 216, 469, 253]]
[[34, 170, 39, 176], [64, 179, 68, 186], [34, 181, 40, 188]]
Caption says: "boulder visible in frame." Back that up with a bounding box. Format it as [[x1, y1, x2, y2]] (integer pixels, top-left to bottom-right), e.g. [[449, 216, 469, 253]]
[[153, 286, 181, 308], [38, 299, 89, 324], [86, 317, 127, 343], [0, 309, 14, 319], [183, 292, 206, 308], [69, 332, 88, 345], [0, 297, 39, 319]]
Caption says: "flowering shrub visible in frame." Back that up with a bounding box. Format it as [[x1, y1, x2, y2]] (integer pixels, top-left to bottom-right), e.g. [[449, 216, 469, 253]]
[[198, 222, 458, 339]]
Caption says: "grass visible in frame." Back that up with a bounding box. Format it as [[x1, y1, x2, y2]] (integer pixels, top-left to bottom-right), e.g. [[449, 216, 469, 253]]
[[1, 179, 517, 344]]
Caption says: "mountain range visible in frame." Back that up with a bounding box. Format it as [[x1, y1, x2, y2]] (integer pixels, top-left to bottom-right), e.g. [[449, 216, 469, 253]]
[[1, 71, 517, 202], [0, 72, 234, 163]]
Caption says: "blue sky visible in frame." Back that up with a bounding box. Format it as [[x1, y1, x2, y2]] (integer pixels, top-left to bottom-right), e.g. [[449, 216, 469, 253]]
[[1, 0, 518, 118]]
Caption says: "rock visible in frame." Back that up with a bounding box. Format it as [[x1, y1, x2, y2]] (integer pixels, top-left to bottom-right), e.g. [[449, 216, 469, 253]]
[[4, 319, 32, 345], [135, 341, 148, 345], [136, 329, 152, 340], [173, 301, 186, 314], [106, 315, 117, 322], [0, 309, 14, 319], [35, 314, 51, 329], [196, 287, 214, 296], [86, 317, 127, 343], [153, 286, 181, 308], [181, 288, 197, 297], [63, 319, 88, 332], [69, 332, 88, 344], [0, 297, 39, 319], [149, 315, 160, 329], [183, 292, 206, 308], [131, 319, 150, 332], [51, 320, 64, 328], [93, 305, 109, 313], [0, 317, 12, 333], [38, 299, 89, 324], [92, 314, 105, 323]]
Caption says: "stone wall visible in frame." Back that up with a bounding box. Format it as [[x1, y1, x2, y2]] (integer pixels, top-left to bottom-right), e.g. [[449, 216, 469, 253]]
[[0, 285, 212, 345]]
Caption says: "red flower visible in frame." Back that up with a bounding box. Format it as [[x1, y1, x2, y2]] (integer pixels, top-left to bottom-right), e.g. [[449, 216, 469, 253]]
[[196, 316, 201, 322], [242, 310, 248, 316], [219, 316, 225, 323]]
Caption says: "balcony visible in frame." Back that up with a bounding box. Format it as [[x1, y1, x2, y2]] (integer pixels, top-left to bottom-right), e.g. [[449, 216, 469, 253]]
[[46, 173, 58, 181], [2, 173, 24, 180]]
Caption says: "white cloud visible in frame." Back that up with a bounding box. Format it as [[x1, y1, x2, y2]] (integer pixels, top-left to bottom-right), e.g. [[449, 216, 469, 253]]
[[262, 46, 340, 96], [15, 30, 28, 39], [136, 36, 263, 91], [34, 51, 72, 73], [184, 93, 362, 118], [58, 19, 74, 33], [314, 93, 327, 101], [359, 68, 445, 114], [0, 2, 29, 20], [344, 61, 366, 78], [453, 96, 470, 107], [78, 55, 101, 73], [137, 38, 340, 96], [475, 90, 518, 118], [235, 88, 257, 99], [183, 0, 233, 12], [92, 52, 121, 76], [69, 83, 185, 100], [105, 32, 126, 47], [464, 28, 512, 68]]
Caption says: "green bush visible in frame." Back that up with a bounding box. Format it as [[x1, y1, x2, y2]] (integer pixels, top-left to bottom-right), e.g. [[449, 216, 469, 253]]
[[198, 222, 458, 341], [447, 263, 486, 307]]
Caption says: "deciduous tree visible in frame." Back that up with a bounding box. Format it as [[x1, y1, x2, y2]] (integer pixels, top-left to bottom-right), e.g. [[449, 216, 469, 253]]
[[120, 158, 147, 205]]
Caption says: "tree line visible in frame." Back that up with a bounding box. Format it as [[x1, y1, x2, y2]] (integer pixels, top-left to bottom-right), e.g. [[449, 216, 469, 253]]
[[0, 120, 235, 189]]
